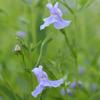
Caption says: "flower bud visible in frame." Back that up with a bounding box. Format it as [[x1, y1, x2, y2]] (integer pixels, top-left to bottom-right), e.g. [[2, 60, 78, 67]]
[[14, 44, 21, 52]]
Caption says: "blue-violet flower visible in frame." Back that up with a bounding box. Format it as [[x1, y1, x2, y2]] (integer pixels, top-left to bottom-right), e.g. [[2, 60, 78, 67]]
[[66, 88, 72, 96], [60, 88, 65, 96], [40, 2, 71, 30], [16, 31, 25, 38], [32, 65, 64, 97], [71, 81, 76, 89]]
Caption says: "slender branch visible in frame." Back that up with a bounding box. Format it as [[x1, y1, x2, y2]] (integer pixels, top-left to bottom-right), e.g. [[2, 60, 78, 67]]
[[60, 29, 77, 67], [21, 52, 27, 70], [35, 38, 51, 67], [35, 42, 44, 67]]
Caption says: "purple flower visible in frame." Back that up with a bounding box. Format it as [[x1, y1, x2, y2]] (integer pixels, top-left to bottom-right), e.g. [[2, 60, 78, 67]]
[[78, 81, 83, 89], [32, 65, 64, 97], [16, 31, 25, 38], [40, 2, 71, 30], [66, 88, 72, 96], [90, 83, 97, 92], [78, 66, 85, 75], [60, 88, 65, 96], [71, 81, 76, 89]]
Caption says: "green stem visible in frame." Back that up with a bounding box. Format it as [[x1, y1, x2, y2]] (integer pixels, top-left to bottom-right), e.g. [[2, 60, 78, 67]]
[[21, 52, 27, 71], [35, 42, 44, 67], [60, 29, 78, 67], [26, 0, 33, 44], [35, 38, 48, 67], [60, 0, 78, 67], [35, 38, 52, 67], [59, 0, 75, 16], [20, 53, 28, 99]]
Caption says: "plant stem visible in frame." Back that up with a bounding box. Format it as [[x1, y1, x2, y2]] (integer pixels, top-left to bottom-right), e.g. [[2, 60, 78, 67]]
[[59, 0, 75, 16], [35, 42, 44, 67], [60, 29, 78, 68], [35, 38, 48, 67], [21, 52, 27, 70], [35, 38, 52, 67]]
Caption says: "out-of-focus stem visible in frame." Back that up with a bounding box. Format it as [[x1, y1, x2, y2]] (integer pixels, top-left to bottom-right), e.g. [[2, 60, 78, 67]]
[[21, 53, 27, 71], [35, 41, 44, 67], [35, 38, 51, 67], [60, 29, 78, 67], [59, 0, 75, 16]]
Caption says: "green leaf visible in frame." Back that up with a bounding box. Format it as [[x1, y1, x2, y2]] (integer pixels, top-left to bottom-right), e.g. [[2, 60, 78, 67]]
[[79, 0, 94, 10], [79, 0, 88, 6], [0, 84, 20, 100]]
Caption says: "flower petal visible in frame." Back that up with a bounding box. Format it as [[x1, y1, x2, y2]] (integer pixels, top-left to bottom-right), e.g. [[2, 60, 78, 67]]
[[45, 79, 64, 87], [53, 2, 62, 17], [32, 85, 44, 97], [32, 66, 42, 80], [46, 3, 53, 10], [32, 65, 48, 83], [40, 16, 57, 30], [54, 2, 59, 8], [71, 81, 76, 89], [66, 88, 72, 96], [17, 31, 25, 38], [54, 19, 71, 29]]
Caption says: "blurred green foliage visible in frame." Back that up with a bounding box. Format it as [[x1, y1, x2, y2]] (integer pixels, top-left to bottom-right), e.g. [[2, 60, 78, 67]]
[[0, 0, 100, 100]]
